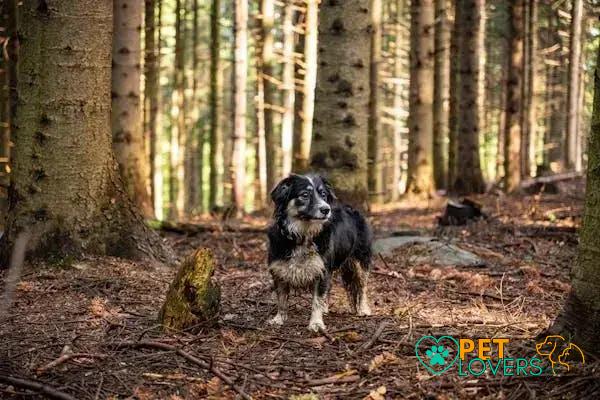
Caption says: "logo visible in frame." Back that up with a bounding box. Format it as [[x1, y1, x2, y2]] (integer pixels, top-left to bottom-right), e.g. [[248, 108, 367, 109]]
[[416, 336, 545, 377], [535, 335, 585, 375]]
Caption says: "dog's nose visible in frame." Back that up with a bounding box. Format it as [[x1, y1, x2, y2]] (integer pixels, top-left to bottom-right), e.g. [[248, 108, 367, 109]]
[[320, 206, 330, 216]]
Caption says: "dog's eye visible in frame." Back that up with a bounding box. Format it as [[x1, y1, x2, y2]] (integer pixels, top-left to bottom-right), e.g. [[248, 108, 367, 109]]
[[299, 192, 309, 199], [319, 189, 327, 198]]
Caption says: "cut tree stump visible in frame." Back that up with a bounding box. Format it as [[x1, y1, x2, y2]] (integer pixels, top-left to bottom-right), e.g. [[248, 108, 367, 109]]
[[158, 248, 221, 331]]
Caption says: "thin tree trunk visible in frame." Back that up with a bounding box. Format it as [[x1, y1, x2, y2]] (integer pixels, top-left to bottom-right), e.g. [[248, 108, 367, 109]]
[[310, 0, 371, 210], [187, 0, 202, 214], [255, 29, 267, 209], [145, 0, 163, 220], [280, 0, 295, 177], [565, 0, 583, 171], [391, 0, 406, 202], [433, 0, 450, 190], [209, 0, 223, 210], [447, 0, 460, 188], [112, 0, 153, 218], [261, 0, 279, 190], [503, 0, 524, 192], [231, 0, 248, 212], [0, 2, 10, 212], [556, 44, 600, 355], [406, 0, 435, 198], [368, 0, 383, 204], [293, 0, 318, 173], [1, 0, 171, 264], [520, 0, 530, 178], [525, 0, 538, 177], [453, 0, 485, 194]]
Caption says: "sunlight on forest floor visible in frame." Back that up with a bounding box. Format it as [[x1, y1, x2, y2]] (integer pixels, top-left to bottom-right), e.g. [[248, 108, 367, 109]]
[[1, 179, 597, 399]]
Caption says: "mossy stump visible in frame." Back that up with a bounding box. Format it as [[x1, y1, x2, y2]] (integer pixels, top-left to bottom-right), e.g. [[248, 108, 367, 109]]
[[158, 248, 221, 331]]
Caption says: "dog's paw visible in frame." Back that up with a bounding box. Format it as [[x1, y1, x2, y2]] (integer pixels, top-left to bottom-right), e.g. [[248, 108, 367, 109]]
[[308, 319, 326, 332], [268, 314, 286, 326], [357, 305, 372, 316]]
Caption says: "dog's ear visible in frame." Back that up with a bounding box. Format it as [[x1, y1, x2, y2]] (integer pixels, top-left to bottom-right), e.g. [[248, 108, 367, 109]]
[[319, 175, 337, 201], [270, 176, 294, 204]]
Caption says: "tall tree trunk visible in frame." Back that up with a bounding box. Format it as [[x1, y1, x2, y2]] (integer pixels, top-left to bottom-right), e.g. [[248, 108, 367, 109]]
[[144, 0, 163, 220], [447, 0, 460, 189], [293, 0, 318, 173], [555, 44, 600, 355], [209, 0, 223, 210], [368, 0, 383, 204], [231, 0, 248, 212], [112, 0, 153, 218], [503, 0, 524, 192], [255, 10, 267, 209], [1, 0, 171, 264], [406, 0, 435, 198], [187, 0, 202, 214], [391, 0, 406, 202], [309, 0, 370, 210], [433, 0, 450, 190], [453, 0, 485, 194], [0, 2, 10, 213], [261, 0, 279, 191], [280, 0, 295, 177], [525, 0, 537, 177], [520, 0, 530, 178], [565, 0, 583, 171]]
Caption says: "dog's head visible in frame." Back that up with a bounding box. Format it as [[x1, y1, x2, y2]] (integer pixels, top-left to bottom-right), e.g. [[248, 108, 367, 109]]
[[271, 174, 336, 238]]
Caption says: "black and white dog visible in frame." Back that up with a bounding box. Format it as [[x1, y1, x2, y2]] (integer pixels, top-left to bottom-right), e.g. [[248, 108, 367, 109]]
[[267, 174, 372, 331]]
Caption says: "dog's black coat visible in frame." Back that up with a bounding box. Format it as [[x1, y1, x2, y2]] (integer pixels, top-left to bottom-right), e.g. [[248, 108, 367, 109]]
[[267, 174, 372, 330]]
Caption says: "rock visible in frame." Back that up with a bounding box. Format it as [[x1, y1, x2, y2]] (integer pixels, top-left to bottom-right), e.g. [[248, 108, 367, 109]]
[[438, 198, 486, 226], [373, 236, 486, 268], [158, 248, 221, 331]]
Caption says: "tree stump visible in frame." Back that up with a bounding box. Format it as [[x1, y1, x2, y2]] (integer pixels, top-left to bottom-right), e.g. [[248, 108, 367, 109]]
[[158, 248, 221, 331]]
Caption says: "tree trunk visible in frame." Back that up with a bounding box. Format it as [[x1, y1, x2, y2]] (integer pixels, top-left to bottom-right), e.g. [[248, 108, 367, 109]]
[[309, 0, 370, 210], [447, 0, 460, 189], [503, 0, 524, 192], [292, 0, 318, 173], [261, 0, 279, 191], [367, 0, 383, 204], [0, 0, 171, 264], [406, 0, 435, 198], [280, 0, 295, 177], [0, 2, 10, 215], [525, 0, 537, 177], [565, 0, 583, 171], [112, 0, 153, 218], [144, 0, 163, 220], [391, 0, 406, 202], [453, 0, 485, 194], [231, 0, 248, 212], [556, 44, 600, 356], [188, 0, 202, 214], [209, 0, 224, 210], [433, 0, 450, 190]]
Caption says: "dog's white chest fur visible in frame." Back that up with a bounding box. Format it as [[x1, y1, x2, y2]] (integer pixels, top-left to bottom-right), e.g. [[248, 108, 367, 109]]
[[269, 245, 325, 288]]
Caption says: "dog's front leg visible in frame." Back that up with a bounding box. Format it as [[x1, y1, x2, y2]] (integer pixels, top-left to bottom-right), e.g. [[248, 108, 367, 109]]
[[308, 277, 328, 332], [268, 281, 289, 326]]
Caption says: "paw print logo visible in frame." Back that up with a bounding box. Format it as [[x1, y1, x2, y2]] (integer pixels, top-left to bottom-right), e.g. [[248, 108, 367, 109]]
[[426, 345, 450, 366]]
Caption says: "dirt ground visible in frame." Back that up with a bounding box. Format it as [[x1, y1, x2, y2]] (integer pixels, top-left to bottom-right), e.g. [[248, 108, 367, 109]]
[[1, 179, 599, 399]]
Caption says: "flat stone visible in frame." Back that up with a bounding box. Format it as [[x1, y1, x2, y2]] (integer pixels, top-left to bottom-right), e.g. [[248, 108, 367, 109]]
[[373, 236, 486, 268]]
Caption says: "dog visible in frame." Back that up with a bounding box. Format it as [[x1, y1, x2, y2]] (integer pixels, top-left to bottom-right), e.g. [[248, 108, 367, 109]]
[[266, 173, 372, 331]]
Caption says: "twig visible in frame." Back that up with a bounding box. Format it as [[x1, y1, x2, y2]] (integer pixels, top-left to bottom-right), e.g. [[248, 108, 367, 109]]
[[36, 346, 106, 375], [112, 340, 252, 400], [306, 372, 360, 386], [0, 374, 77, 400], [357, 321, 388, 352], [318, 326, 336, 343]]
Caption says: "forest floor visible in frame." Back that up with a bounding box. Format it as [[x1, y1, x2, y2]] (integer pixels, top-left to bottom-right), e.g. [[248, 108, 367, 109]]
[[1, 178, 599, 400]]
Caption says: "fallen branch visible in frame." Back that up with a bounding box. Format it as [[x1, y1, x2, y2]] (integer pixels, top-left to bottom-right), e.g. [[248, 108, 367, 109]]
[[112, 340, 252, 400], [0, 374, 77, 400], [307, 371, 360, 386], [158, 221, 267, 235], [36, 346, 106, 375], [357, 321, 388, 353]]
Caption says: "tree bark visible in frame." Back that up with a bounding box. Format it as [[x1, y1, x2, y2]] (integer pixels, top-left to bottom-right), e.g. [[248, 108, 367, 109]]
[[367, 0, 383, 204], [292, 0, 318, 173], [112, 0, 153, 218], [209, 0, 224, 210], [231, 0, 248, 212], [433, 0, 450, 190], [503, 0, 524, 192], [453, 0, 485, 194], [524, 0, 537, 177], [447, 0, 460, 189], [1, 0, 171, 264], [391, 0, 406, 202], [565, 0, 583, 171], [556, 44, 600, 356], [261, 0, 279, 191], [309, 0, 370, 210], [406, 0, 435, 198], [281, 0, 295, 177]]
